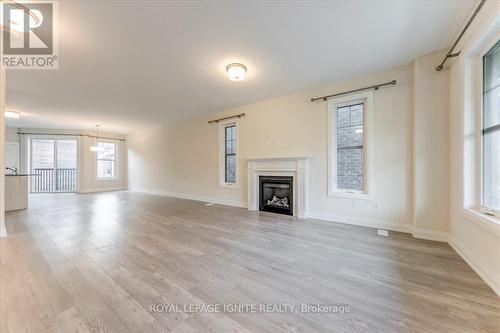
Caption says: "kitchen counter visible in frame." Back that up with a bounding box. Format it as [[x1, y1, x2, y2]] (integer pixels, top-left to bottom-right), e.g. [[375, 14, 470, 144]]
[[5, 175, 29, 211]]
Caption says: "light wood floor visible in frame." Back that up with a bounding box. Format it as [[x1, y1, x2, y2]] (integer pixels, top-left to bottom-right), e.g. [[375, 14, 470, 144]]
[[1, 191, 499, 333]]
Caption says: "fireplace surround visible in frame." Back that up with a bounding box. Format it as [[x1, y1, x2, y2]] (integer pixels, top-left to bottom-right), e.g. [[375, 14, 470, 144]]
[[247, 157, 309, 218]]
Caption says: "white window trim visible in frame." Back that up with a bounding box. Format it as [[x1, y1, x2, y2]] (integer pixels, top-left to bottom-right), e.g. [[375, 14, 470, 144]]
[[95, 140, 118, 181], [462, 29, 500, 228], [327, 90, 374, 200], [218, 118, 239, 189], [479, 38, 500, 218], [463, 208, 500, 237]]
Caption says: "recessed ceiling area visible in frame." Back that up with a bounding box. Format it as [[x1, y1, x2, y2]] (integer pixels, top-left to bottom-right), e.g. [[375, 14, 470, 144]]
[[5, 0, 475, 133]]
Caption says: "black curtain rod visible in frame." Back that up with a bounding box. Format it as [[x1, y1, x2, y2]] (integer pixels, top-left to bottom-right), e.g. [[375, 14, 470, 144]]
[[436, 0, 486, 71], [310, 80, 397, 102], [208, 113, 245, 124], [17, 132, 126, 142]]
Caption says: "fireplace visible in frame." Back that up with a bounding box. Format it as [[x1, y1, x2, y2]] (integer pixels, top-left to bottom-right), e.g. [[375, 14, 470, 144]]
[[259, 176, 293, 216], [247, 158, 309, 218]]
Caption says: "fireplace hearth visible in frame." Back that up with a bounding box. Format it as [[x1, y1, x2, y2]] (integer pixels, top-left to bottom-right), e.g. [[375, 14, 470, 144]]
[[259, 176, 293, 216]]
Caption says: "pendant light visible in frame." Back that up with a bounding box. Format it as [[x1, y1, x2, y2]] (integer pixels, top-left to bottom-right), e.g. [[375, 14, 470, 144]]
[[90, 125, 105, 152]]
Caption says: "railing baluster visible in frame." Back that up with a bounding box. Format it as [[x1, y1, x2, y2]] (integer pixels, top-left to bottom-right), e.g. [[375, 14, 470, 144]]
[[31, 168, 76, 193]]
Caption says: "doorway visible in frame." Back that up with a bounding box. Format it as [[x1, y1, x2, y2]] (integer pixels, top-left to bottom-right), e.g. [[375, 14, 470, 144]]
[[30, 138, 78, 192]]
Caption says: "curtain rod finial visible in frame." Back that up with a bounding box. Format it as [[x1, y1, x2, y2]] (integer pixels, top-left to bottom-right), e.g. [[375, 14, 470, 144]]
[[391, 80, 397, 84]]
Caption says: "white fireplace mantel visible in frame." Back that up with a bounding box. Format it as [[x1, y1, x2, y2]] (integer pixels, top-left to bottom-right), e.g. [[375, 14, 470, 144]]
[[247, 157, 310, 218]]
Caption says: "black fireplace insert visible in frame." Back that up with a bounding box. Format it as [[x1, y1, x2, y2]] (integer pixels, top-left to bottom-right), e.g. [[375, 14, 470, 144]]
[[259, 176, 293, 216]]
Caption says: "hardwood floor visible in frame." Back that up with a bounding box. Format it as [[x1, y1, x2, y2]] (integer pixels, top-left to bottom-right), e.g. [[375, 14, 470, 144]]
[[1, 191, 499, 333]]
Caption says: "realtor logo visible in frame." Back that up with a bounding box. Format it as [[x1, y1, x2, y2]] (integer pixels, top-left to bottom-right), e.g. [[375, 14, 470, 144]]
[[1, 0, 58, 69]]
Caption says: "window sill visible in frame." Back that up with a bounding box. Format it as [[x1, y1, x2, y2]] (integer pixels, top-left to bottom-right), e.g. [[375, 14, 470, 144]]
[[462, 208, 500, 237], [328, 191, 373, 201], [219, 183, 239, 190]]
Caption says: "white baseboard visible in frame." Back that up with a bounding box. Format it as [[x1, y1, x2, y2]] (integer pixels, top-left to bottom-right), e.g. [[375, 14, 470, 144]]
[[288, 211, 450, 243], [133, 189, 247, 209], [78, 187, 127, 194], [411, 227, 449, 242], [449, 238, 500, 297], [308, 210, 412, 233]]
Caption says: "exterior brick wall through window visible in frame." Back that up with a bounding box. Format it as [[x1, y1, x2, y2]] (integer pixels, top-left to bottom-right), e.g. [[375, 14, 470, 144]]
[[336, 103, 364, 191]]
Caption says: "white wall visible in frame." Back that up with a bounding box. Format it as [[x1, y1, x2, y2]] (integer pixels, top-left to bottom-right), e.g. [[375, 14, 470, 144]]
[[5, 127, 18, 142], [5, 128, 20, 173], [15, 128, 128, 194], [448, 0, 500, 296], [129, 63, 415, 232], [412, 51, 450, 239], [0, 70, 5, 238]]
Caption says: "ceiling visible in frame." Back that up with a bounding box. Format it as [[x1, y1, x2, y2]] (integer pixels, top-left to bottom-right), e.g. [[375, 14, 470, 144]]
[[5, 0, 475, 133]]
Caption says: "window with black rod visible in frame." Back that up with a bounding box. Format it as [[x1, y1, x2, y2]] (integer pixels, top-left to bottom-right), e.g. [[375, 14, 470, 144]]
[[224, 125, 236, 183], [483, 39, 500, 214]]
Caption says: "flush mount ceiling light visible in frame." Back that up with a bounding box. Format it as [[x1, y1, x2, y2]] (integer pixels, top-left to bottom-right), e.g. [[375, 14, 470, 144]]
[[90, 125, 105, 152], [5, 111, 21, 118], [226, 63, 247, 82]]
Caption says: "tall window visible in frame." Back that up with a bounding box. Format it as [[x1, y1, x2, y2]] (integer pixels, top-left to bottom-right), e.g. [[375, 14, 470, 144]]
[[328, 91, 372, 197], [483, 40, 500, 212], [336, 103, 365, 192], [219, 121, 238, 187], [96, 142, 116, 179], [225, 125, 236, 183]]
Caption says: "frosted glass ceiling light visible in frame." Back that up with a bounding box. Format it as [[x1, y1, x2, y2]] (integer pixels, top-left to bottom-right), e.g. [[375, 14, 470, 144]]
[[226, 63, 247, 82], [5, 111, 21, 118]]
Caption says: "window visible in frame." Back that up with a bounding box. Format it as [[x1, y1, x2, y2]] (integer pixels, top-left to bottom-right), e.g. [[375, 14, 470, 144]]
[[96, 142, 116, 179], [328, 91, 373, 198], [219, 120, 238, 187], [30, 138, 78, 193], [336, 103, 365, 191], [225, 125, 236, 183], [482, 40, 500, 213]]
